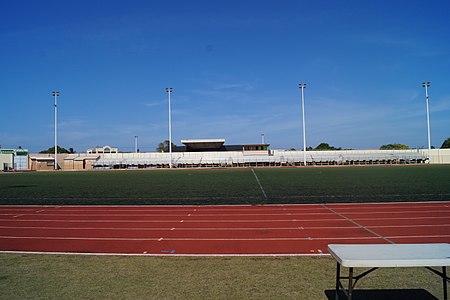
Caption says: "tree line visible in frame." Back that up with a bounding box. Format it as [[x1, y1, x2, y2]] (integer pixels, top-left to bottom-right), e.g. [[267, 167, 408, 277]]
[[294, 137, 450, 151], [39, 146, 75, 154], [379, 137, 450, 150]]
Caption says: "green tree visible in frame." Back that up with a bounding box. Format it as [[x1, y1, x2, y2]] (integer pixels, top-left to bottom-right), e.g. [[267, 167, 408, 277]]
[[156, 140, 176, 152], [441, 137, 450, 149], [314, 143, 342, 151], [288, 147, 313, 151], [379, 144, 410, 150], [39, 146, 74, 154]]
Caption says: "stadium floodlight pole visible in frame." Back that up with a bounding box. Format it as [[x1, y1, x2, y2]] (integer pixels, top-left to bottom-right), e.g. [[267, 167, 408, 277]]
[[299, 83, 307, 166], [52, 91, 60, 170], [422, 82, 431, 163], [134, 136, 138, 153], [165, 88, 173, 168]]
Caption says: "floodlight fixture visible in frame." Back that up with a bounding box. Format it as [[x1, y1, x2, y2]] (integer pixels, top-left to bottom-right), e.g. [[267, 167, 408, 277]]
[[298, 83, 307, 166], [422, 82, 431, 162]]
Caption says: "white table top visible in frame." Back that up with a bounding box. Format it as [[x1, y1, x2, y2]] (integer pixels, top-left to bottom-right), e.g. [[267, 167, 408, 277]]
[[328, 243, 450, 268]]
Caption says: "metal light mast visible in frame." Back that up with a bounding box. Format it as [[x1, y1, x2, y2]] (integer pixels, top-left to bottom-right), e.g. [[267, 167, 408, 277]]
[[165, 88, 173, 168], [299, 83, 307, 166], [135, 135, 139, 153], [422, 82, 431, 162], [52, 91, 60, 170]]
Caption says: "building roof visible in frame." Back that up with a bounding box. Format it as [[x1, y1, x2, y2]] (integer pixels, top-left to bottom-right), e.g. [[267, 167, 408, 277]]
[[242, 144, 270, 147], [65, 155, 100, 161], [74, 156, 100, 161], [181, 139, 225, 150], [29, 157, 55, 161], [0, 148, 28, 155]]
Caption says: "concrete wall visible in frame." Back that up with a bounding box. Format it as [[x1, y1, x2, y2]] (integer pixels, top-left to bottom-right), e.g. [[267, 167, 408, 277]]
[[426, 149, 450, 164], [276, 149, 450, 164], [0, 154, 13, 170], [64, 154, 99, 170], [28, 154, 69, 171]]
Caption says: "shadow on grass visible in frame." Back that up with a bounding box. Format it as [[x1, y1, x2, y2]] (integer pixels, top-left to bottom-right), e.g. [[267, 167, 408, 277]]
[[324, 289, 437, 300], [3, 185, 37, 189]]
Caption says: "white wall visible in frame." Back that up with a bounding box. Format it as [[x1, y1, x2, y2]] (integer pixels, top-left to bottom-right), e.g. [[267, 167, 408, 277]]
[[427, 149, 450, 164], [0, 154, 13, 170]]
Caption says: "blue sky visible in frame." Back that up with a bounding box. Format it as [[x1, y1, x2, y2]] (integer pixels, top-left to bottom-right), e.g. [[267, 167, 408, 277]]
[[1, 0, 449, 153]]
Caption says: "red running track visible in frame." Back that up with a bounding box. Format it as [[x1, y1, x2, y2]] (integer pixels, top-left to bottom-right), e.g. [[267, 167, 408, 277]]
[[0, 201, 449, 256]]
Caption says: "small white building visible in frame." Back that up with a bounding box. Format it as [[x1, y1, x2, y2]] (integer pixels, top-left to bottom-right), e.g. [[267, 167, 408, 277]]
[[0, 148, 29, 171], [87, 145, 118, 154]]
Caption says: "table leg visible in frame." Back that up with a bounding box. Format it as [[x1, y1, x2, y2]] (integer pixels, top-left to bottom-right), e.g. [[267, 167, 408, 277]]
[[335, 262, 341, 300], [348, 267, 354, 300], [443, 266, 447, 300]]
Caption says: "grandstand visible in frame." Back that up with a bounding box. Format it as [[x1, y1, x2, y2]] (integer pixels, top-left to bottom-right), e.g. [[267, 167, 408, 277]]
[[21, 139, 450, 171], [93, 147, 428, 169]]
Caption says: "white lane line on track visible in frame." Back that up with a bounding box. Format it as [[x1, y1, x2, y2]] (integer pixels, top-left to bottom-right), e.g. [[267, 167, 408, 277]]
[[333, 216, 450, 221], [1, 224, 449, 231], [0, 212, 341, 217], [318, 209, 450, 215], [2, 235, 449, 241], [0, 226, 359, 231], [1, 216, 449, 223], [0, 218, 341, 223], [0, 236, 393, 241], [355, 224, 450, 228]]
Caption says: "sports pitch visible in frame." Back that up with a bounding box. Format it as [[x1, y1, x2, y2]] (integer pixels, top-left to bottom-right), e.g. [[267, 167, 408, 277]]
[[1, 165, 449, 299], [1, 165, 449, 205]]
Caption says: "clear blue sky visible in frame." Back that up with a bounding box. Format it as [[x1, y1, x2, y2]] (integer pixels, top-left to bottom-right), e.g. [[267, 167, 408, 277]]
[[1, 0, 449, 153]]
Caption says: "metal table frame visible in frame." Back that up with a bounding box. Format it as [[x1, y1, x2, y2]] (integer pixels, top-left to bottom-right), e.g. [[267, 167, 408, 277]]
[[328, 244, 450, 300]]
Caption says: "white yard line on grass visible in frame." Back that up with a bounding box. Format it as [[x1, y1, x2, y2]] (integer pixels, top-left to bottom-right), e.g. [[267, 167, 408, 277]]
[[251, 168, 268, 199]]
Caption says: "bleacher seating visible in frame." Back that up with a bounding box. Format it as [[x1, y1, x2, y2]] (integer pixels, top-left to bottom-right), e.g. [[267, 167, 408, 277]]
[[93, 149, 427, 169]]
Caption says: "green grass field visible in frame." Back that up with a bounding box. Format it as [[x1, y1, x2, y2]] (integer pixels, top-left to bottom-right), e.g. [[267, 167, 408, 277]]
[[0, 254, 444, 300], [1, 165, 450, 205]]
